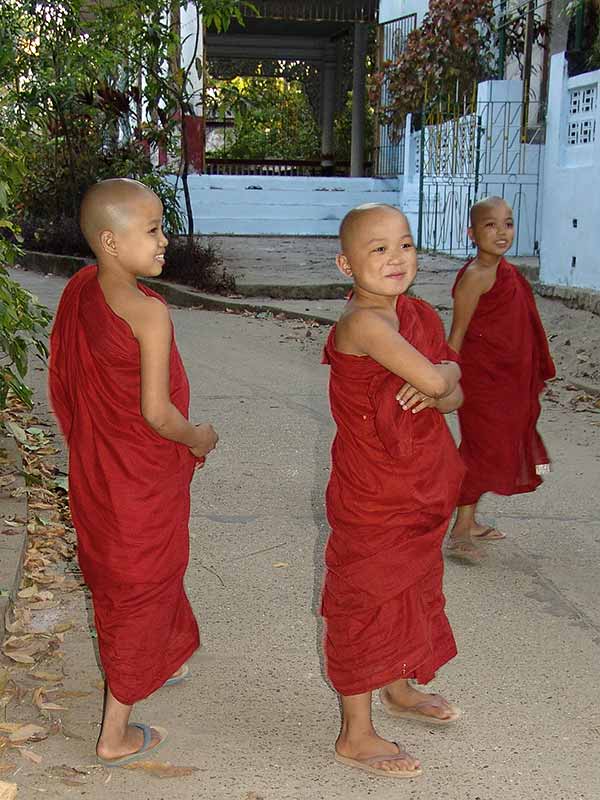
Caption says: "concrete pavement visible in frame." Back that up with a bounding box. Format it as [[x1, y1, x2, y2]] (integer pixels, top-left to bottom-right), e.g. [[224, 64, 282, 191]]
[[3, 266, 600, 800]]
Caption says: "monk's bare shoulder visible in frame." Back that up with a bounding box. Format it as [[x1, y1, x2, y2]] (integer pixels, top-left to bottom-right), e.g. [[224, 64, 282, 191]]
[[454, 263, 493, 298], [120, 292, 171, 340], [336, 304, 399, 355]]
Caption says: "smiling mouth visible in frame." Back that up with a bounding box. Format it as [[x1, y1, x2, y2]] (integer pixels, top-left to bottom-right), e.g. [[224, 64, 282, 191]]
[[387, 272, 406, 278]]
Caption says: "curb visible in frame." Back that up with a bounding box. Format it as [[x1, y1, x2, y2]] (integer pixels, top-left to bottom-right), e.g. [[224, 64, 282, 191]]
[[17, 251, 339, 326], [533, 282, 600, 316], [0, 437, 28, 645], [17, 249, 600, 317]]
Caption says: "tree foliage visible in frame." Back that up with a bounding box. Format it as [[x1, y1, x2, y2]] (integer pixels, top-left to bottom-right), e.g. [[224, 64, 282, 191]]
[[0, 143, 51, 409], [206, 76, 321, 160], [371, 0, 548, 127]]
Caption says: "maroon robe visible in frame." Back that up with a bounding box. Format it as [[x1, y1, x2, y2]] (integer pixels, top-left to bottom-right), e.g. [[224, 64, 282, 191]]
[[453, 258, 555, 506], [49, 265, 199, 705], [322, 296, 465, 696]]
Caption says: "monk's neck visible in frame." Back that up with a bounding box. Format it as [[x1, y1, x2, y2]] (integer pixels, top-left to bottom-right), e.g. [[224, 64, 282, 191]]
[[352, 287, 401, 311], [474, 252, 503, 270], [96, 262, 140, 291]]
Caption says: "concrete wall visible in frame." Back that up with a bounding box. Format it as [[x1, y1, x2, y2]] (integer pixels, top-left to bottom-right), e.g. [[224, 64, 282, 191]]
[[379, 0, 429, 25], [540, 54, 600, 290], [176, 175, 403, 236]]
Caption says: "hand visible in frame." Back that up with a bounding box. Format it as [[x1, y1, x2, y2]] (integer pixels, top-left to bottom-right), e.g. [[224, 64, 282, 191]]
[[396, 383, 437, 414], [189, 423, 218, 458]]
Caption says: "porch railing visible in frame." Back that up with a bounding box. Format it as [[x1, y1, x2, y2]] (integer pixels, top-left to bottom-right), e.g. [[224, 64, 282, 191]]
[[204, 157, 372, 177], [249, 1, 378, 22]]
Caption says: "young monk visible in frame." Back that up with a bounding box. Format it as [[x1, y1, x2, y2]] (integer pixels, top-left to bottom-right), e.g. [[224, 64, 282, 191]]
[[322, 203, 466, 779], [49, 178, 218, 766], [447, 196, 555, 563]]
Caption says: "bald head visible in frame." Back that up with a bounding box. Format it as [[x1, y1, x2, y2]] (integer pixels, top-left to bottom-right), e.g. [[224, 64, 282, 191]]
[[80, 178, 159, 252], [470, 196, 512, 228], [339, 203, 409, 252]]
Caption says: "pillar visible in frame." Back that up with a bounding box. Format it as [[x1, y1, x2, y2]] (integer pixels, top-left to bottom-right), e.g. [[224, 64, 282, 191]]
[[321, 52, 336, 176], [351, 22, 368, 177]]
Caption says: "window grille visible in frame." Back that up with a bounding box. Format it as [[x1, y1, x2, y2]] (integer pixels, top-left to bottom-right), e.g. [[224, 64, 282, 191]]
[[567, 84, 597, 145]]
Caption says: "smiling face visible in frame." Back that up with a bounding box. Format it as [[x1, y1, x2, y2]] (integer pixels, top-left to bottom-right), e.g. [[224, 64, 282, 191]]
[[468, 198, 514, 259], [111, 193, 168, 278], [337, 206, 417, 299]]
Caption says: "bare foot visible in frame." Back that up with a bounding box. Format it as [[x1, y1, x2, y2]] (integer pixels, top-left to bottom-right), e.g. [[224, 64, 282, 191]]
[[381, 684, 460, 722], [96, 724, 162, 761], [336, 731, 420, 775], [446, 535, 485, 563], [471, 523, 506, 541]]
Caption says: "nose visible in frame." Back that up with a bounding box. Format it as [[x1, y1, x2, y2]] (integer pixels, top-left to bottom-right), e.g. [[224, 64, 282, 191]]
[[160, 229, 169, 248]]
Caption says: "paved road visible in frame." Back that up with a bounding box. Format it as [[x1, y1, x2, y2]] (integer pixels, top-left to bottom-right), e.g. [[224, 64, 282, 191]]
[[6, 267, 600, 800]]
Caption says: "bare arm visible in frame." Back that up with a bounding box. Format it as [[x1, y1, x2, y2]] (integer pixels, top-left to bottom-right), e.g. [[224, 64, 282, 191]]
[[131, 297, 217, 455], [435, 383, 463, 414], [448, 271, 487, 352], [343, 309, 454, 399]]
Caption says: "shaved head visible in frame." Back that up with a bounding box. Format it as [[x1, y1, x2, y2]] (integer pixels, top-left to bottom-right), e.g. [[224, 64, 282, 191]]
[[339, 203, 408, 252], [80, 178, 159, 252], [470, 196, 512, 227]]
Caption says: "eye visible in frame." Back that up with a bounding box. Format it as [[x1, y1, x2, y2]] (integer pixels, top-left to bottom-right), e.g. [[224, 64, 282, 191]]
[[373, 246, 385, 253], [485, 222, 495, 228], [401, 242, 413, 249], [149, 227, 158, 233], [506, 221, 514, 228]]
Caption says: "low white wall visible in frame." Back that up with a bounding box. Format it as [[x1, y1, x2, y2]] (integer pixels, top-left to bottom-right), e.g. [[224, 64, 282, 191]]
[[540, 54, 600, 290], [173, 175, 403, 236]]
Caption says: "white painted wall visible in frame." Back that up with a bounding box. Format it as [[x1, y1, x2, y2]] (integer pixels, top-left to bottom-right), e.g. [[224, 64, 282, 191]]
[[379, 0, 429, 25], [540, 54, 600, 290], [174, 175, 403, 236]]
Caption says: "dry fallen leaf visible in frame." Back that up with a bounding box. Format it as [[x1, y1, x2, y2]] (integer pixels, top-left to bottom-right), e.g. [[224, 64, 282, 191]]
[[30, 671, 63, 684], [124, 761, 200, 779], [20, 748, 43, 764], [51, 622, 73, 634], [8, 724, 47, 744], [17, 585, 39, 599], [0, 779, 18, 799], [3, 651, 35, 665], [272, 562, 289, 568]]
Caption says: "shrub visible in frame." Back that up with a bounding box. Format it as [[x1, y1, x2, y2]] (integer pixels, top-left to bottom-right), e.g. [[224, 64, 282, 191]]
[[161, 236, 236, 295]]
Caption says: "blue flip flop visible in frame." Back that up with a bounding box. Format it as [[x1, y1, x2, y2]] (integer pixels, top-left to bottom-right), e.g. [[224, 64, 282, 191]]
[[97, 723, 168, 768], [162, 663, 190, 687]]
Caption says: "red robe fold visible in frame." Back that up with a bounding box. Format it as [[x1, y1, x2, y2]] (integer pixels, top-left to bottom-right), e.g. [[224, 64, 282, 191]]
[[49, 265, 200, 705], [322, 296, 465, 696], [453, 258, 555, 506]]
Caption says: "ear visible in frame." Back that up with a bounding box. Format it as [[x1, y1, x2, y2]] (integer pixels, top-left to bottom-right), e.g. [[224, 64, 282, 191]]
[[336, 253, 353, 278], [467, 227, 477, 246], [99, 229, 118, 257]]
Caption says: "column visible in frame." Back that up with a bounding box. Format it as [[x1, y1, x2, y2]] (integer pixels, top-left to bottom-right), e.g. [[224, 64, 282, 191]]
[[351, 22, 368, 177], [321, 51, 336, 176]]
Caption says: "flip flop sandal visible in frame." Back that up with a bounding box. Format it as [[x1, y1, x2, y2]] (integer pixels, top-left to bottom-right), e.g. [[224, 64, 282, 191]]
[[445, 539, 484, 564], [163, 663, 190, 687], [472, 527, 506, 541], [97, 723, 168, 768], [335, 742, 422, 778], [379, 689, 461, 725]]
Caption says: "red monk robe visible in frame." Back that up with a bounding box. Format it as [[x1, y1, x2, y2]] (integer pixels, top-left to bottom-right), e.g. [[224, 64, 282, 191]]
[[49, 265, 200, 705], [322, 296, 465, 697], [453, 257, 555, 507]]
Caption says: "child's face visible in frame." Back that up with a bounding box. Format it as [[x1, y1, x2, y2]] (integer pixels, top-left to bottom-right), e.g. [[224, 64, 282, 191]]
[[113, 193, 168, 277], [468, 201, 514, 257], [337, 209, 417, 297]]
